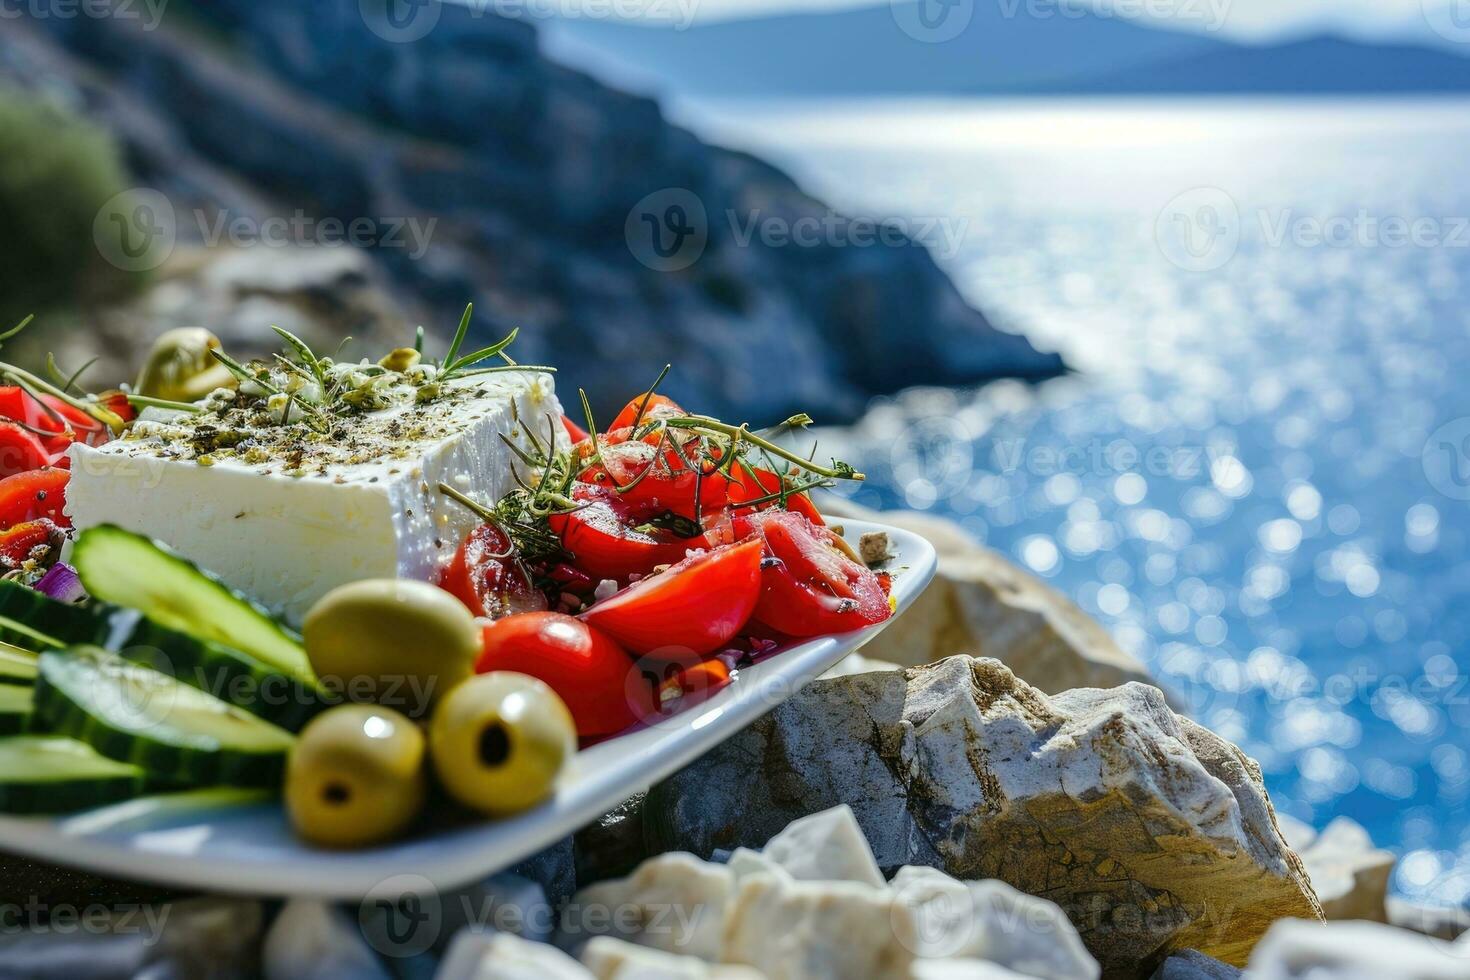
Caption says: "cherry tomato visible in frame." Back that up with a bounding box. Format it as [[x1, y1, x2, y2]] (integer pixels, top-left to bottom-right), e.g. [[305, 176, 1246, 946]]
[[726, 465, 824, 525], [0, 468, 69, 529], [579, 440, 730, 520], [440, 522, 547, 620], [476, 612, 650, 737], [548, 482, 710, 582], [0, 422, 53, 478], [743, 511, 890, 638], [0, 520, 56, 568], [582, 537, 763, 661], [608, 393, 684, 434]]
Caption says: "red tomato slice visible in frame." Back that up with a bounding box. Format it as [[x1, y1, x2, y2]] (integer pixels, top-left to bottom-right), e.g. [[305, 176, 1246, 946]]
[[726, 465, 824, 525], [476, 612, 650, 737], [0, 422, 54, 477], [0, 520, 56, 568], [562, 415, 590, 444], [579, 440, 731, 520], [744, 510, 890, 638], [0, 468, 71, 528], [581, 537, 763, 661], [440, 522, 547, 620], [608, 393, 684, 434], [548, 482, 710, 582]]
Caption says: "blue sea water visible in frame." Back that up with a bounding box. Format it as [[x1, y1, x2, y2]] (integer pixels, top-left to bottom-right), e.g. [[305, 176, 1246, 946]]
[[685, 97, 1470, 908]]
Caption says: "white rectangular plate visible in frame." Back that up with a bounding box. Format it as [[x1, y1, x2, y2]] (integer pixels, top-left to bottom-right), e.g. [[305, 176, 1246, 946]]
[[0, 519, 936, 899]]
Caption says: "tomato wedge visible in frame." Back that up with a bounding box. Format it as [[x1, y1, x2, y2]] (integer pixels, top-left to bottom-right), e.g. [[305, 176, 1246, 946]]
[[0, 520, 56, 568], [581, 537, 763, 661], [0, 422, 53, 478], [548, 482, 710, 582], [562, 415, 590, 444], [440, 522, 547, 620], [744, 511, 890, 637], [726, 465, 824, 525], [578, 440, 731, 520], [476, 612, 651, 737], [0, 468, 70, 528], [608, 393, 684, 433]]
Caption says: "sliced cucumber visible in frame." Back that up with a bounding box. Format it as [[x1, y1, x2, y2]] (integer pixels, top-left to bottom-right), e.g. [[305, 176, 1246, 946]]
[[0, 735, 146, 814], [115, 616, 327, 733], [34, 647, 295, 788], [0, 579, 108, 648], [71, 526, 316, 686], [0, 684, 31, 735], [0, 643, 37, 686]]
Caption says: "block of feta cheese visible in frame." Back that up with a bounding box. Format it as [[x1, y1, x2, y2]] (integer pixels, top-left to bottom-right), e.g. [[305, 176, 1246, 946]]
[[66, 370, 566, 625]]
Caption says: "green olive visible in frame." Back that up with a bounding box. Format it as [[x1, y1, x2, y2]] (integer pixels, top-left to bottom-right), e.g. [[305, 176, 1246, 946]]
[[134, 327, 238, 402], [303, 579, 480, 717], [429, 672, 575, 817], [285, 704, 426, 848]]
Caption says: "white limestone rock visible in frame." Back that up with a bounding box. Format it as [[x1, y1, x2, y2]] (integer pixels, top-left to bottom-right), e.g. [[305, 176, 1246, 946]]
[[1247, 919, 1469, 979], [721, 873, 919, 980], [437, 930, 592, 980], [889, 866, 1098, 979], [440, 873, 554, 945], [647, 656, 1321, 975], [581, 937, 765, 979], [558, 853, 735, 961], [909, 960, 1032, 979], [263, 900, 390, 980], [1296, 816, 1396, 922], [760, 805, 886, 888], [727, 847, 791, 883]]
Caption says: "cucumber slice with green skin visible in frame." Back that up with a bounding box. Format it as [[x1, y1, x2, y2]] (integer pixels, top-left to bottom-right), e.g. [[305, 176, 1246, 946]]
[[0, 579, 109, 648], [71, 526, 317, 687], [0, 643, 38, 686], [34, 647, 295, 788], [0, 685, 32, 735], [116, 616, 328, 733], [0, 735, 146, 814]]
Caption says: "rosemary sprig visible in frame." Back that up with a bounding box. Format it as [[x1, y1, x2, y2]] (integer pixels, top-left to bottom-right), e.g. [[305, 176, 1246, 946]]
[[663, 414, 864, 481]]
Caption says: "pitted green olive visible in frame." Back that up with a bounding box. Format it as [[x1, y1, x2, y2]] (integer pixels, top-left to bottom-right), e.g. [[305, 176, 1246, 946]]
[[135, 327, 238, 402], [303, 579, 480, 717], [429, 672, 574, 817], [285, 704, 426, 848]]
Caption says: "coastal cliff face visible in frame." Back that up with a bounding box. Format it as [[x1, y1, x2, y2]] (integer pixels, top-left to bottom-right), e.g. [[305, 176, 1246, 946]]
[[0, 0, 1062, 423]]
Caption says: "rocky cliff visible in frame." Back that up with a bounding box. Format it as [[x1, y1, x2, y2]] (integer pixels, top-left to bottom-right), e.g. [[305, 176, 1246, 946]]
[[0, 0, 1062, 423]]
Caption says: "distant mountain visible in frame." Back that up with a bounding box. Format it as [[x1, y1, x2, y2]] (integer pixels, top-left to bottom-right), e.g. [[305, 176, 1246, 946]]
[[1062, 36, 1470, 94], [543, 3, 1470, 97], [542, 2, 1229, 96]]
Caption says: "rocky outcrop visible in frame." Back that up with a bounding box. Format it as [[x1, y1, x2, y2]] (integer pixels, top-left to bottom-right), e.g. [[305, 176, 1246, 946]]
[[0, 1, 1062, 424], [1148, 950, 1241, 979], [645, 657, 1320, 975], [820, 500, 1162, 697]]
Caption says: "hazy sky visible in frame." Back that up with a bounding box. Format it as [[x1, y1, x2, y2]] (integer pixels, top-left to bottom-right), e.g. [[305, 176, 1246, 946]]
[[662, 0, 1439, 38]]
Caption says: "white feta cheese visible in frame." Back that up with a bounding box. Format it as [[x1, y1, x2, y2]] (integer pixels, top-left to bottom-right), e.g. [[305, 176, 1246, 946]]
[[66, 371, 565, 625]]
